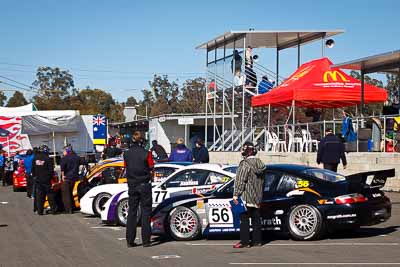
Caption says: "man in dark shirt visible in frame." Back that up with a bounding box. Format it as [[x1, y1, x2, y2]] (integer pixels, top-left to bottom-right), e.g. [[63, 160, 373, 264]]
[[150, 140, 168, 162], [102, 142, 122, 159], [60, 145, 81, 213], [32, 145, 56, 215], [317, 128, 347, 172], [124, 131, 154, 248], [193, 139, 209, 163]]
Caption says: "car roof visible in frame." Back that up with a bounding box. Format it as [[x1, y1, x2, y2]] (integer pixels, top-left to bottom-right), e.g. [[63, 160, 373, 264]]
[[266, 164, 315, 173]]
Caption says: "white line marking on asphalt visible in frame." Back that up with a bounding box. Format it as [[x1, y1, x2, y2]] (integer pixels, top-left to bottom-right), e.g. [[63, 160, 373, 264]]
[[117, 238, 139, 241], [152, 255, 181, 260], [229, 263, 400, 265], [0, 202, 8, 204], [186, 242, 399, 246], [90, 226, 123, 231]]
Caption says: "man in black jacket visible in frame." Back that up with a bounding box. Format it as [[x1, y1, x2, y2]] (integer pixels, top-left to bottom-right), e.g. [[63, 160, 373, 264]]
[[193, 139, 209, 163], [60, 145, 81, 214], [32, 145, 56, 215], [150, 140, 168, 162], [124, 131, 154, 248], [317, 128, 347, 172]]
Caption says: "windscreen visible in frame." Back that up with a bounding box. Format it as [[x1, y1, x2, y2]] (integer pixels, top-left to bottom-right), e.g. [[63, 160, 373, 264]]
[[302, 169, 346, 182]]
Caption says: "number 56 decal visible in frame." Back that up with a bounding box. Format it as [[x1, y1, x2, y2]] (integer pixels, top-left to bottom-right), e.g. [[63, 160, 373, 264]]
[[297, 180, 309, 188], [208, 207, 233, 224]]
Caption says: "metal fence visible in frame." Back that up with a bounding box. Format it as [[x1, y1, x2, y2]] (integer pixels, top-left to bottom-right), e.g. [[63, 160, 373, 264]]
[[253, 114, 400, 153]]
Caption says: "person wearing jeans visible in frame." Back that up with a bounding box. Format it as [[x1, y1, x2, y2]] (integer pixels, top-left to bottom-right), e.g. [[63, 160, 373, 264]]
[[232, 142, 266, 248]]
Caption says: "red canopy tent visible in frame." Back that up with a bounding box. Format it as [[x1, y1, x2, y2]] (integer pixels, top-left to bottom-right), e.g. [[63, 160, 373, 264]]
[[252, 57, 388, 108]]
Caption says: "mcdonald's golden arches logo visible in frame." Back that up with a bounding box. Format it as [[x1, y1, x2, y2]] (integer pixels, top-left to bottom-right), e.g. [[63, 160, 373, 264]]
[[323, 70, 349, 83]]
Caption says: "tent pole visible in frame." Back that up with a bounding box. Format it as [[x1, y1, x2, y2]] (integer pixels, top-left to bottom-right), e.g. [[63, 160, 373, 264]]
[[361, 70, 365, 116], [292, 100, 296, 152], [267, 104, 271, 131], [52, 131, 56, 168], [7, 136, 10, 156]]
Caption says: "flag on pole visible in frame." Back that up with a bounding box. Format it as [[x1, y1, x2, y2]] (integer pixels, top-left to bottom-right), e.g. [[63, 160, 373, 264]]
[[93, 115, 107, 145]]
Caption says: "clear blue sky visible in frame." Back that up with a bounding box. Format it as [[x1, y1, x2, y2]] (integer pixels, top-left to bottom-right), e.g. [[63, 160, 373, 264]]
[[0, 0, 399, 102]]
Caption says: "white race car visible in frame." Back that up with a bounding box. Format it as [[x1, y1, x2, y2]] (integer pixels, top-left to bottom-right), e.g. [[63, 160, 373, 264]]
[[79, 163, 187, 216], [100, 164, 236, 226]]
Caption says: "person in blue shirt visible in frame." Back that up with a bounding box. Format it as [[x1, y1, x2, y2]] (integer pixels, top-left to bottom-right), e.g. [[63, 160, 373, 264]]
[[0, 150, 5, 186], [24, 149, 35, 198], [258, 75, 275, 94], [169, 138, 193, 162], [341, 110, 357, 142]]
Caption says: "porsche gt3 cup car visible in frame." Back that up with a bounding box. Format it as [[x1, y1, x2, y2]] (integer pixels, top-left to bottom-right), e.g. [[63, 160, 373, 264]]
[[80, 163, 187, 216], [150, 164, 394, 241], [101, 164, 236, 226]]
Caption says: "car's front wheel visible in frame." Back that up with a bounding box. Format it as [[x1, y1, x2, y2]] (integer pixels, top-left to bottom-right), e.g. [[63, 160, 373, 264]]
[[93, 192, 112, 216], [168, 206, 201, 241], [288, 204, 324, 241]]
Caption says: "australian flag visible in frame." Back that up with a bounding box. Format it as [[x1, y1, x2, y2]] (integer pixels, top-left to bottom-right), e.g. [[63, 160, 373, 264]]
[[93, 115, 107, 145]]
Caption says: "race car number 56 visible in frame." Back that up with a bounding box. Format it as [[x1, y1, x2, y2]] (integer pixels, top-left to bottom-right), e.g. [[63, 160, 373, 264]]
[[209, 208, 233, 223]]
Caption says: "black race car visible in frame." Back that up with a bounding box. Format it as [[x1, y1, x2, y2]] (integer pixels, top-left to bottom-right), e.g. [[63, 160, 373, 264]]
[[151, 164, 394, 241]]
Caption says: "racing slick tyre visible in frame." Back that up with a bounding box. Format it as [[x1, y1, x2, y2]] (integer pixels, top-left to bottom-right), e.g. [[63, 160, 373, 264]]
[[168, 206, 201, 241], [93, 192, 112, 216], [116, 198, 142, 227], [288, 204, 324, 241]]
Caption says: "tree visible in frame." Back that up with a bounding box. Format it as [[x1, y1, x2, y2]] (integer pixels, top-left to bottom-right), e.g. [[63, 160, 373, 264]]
[[32, 66, 74, 110], [6, 91, 28, 107], [69, 88, 124, 122], [349, 71, 385, 116], [148, 75, 179, 116], [179, 77, 206, 113], [125, 96, 138, 106], [0, 92, 6, 106], [386, 73, 400, 103]]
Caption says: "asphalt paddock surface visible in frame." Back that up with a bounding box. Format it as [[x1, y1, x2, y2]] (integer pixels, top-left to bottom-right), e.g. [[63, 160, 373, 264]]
[[1, 187, 400, 267]]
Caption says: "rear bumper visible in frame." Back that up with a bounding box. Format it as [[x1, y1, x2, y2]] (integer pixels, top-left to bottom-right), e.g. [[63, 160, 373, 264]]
[[323, 197, 391, 229]]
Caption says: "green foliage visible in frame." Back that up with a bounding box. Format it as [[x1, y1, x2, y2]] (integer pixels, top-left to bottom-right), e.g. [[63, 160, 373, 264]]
[[386, 73, 400, 102], [27, 66, 210, 122], [32, 66, 75, 110], [6, 91, 28, 107], [179, 77, 206, 113], [125, 96, 138, 106], [0, 91, 7, 106]]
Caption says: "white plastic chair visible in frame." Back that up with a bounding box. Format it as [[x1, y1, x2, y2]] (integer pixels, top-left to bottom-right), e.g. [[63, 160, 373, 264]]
[[287, 130, 303, 152], [300, 129, 319, 152], [271, 131, 287, 152]]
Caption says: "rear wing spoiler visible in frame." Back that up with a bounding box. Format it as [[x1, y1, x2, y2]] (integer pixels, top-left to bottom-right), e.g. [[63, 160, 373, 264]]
[[346, 169, 395, 191]]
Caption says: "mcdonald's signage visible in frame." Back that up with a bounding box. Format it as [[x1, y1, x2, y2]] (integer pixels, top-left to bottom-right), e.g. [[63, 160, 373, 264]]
[[323, 70, 349, 83]]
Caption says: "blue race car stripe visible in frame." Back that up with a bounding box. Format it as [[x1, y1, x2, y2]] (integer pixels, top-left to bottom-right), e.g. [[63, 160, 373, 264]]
[[107, 191, 126, 222]]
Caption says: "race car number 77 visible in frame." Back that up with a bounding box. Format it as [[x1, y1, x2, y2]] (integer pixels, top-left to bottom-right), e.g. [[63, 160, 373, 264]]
[[154, 191, 168, 203]]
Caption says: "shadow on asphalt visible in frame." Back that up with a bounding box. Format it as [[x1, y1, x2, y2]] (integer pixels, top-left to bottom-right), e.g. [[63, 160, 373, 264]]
[[150, 226, 399, 245], [0, 224, 8, 227], [327, 225, 400, 239]]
